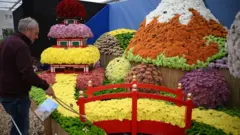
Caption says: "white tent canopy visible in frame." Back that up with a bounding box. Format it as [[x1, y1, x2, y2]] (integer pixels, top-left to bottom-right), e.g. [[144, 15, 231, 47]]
[[0, 0, 119, 12], [79, 0, 116, 3], [0, 0, 22, 11]]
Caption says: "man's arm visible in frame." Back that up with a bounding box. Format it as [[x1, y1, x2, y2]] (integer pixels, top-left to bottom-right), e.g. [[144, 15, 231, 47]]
[[15, 45, 49, 90]]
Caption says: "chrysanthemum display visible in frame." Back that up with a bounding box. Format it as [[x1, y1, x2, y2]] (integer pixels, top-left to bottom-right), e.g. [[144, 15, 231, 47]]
[[38, 72, 56, 84], [125, 0, 227, 70], [125, 64, 163, 93], [94, 29, 136, 56], [56, 0, 86, 19], [41, 0, 98, 73], [76, 68, 104, 90], [107, 28, 136, 36], [40, 45, 100, 65], [179, 68, 230, 109], [48, 24, 93, 38], [106, 57, 131, 82], [208, 57, 228, 69]]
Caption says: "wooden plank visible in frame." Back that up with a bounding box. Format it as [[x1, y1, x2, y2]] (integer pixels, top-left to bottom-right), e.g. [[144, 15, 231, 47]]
[[219, 70, 240, 108], [44, 118, 52, 135], [159, 67, 185, 89], [51, 119, 69, 135]]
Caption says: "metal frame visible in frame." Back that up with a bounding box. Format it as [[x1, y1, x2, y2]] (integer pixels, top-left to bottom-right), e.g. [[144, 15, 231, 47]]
[[10, 0, 21, 11]]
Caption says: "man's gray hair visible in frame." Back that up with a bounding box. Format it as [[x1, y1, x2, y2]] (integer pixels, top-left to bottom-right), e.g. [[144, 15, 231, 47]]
[[18, 17, 38, 32]]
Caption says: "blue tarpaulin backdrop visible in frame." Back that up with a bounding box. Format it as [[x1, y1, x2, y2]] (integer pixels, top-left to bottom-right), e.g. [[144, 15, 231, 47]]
[[86, 0, 240, 44], [86, 5, 110, 44], [109, 0, 159, 30], [205, 0, 240, 29]]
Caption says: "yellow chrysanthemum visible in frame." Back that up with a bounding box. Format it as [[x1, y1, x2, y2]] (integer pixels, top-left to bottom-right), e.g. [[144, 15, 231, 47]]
[[192, 108, 240, 135], [85, 98, 186, 128], [108, 28, 136, 36], [41, 45, 100, 65], [47, 74, 79, 117]]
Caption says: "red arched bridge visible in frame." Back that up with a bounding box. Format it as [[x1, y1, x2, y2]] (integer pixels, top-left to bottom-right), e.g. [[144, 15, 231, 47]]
[[77, 75, 193, 135]]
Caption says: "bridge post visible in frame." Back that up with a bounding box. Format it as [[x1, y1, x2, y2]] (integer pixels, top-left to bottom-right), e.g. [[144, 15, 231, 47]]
[[78, 90, 86, 122], [132, 75, 137, 84], [131, 84, 138, 135], [176, 83, 184, 106], [87, 80, 93, 98], [185, 93, 193, 129]]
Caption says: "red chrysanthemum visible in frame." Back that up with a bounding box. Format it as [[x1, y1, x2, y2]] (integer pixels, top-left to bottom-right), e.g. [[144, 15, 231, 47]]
[[56, 0, 86, 19]]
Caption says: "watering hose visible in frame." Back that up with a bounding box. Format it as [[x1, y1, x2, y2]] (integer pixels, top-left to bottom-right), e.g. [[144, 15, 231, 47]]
[[53, 96, 90, 122]]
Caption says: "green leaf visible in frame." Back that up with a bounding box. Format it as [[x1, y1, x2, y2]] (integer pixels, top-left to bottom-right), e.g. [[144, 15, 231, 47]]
[[115, 32, 135, 50], [125, 35, 227, 71]]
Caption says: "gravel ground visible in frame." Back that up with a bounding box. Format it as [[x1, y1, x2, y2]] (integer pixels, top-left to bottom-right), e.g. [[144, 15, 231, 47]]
[[0, 104, 45, 135]]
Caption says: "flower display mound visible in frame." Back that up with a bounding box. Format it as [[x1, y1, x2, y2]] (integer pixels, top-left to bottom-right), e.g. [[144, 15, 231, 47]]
[[48, 24, 93, 38], [227, 11, 240, 78], [94, 33, 122, 56], [40, 45, 100, 65], [125, 64, 163, 93], [76, 68, 104, 90], [106, 57, 131, 82], [56, 0, 86, 19], [186, 120, 231, 135], [108, 29, 136, 36], [192, 109, 240, 135], [94, 28, 136, 56], [125, 0, 227, 70], [208, 57, 228, 69], [38, 72, 56, 84], [49, 74, 79, 117], [179, 68, 230, 109]]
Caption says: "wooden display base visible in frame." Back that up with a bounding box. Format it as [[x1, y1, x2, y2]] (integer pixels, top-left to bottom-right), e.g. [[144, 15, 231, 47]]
[[30, 100, 69, 135]]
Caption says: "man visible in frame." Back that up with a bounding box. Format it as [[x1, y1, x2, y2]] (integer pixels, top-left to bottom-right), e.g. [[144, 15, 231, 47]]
[[0, 17, 55, 135]]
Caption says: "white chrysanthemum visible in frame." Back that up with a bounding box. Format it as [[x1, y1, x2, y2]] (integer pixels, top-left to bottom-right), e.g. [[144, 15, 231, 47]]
[[146, 0, 218, 25]]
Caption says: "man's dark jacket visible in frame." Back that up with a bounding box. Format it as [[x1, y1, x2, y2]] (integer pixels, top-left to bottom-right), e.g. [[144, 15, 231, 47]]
[[0, 32, 49, 97]]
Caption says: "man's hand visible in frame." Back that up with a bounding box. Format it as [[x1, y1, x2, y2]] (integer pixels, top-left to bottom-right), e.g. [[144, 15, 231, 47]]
[[45, 86, 56, 98]]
